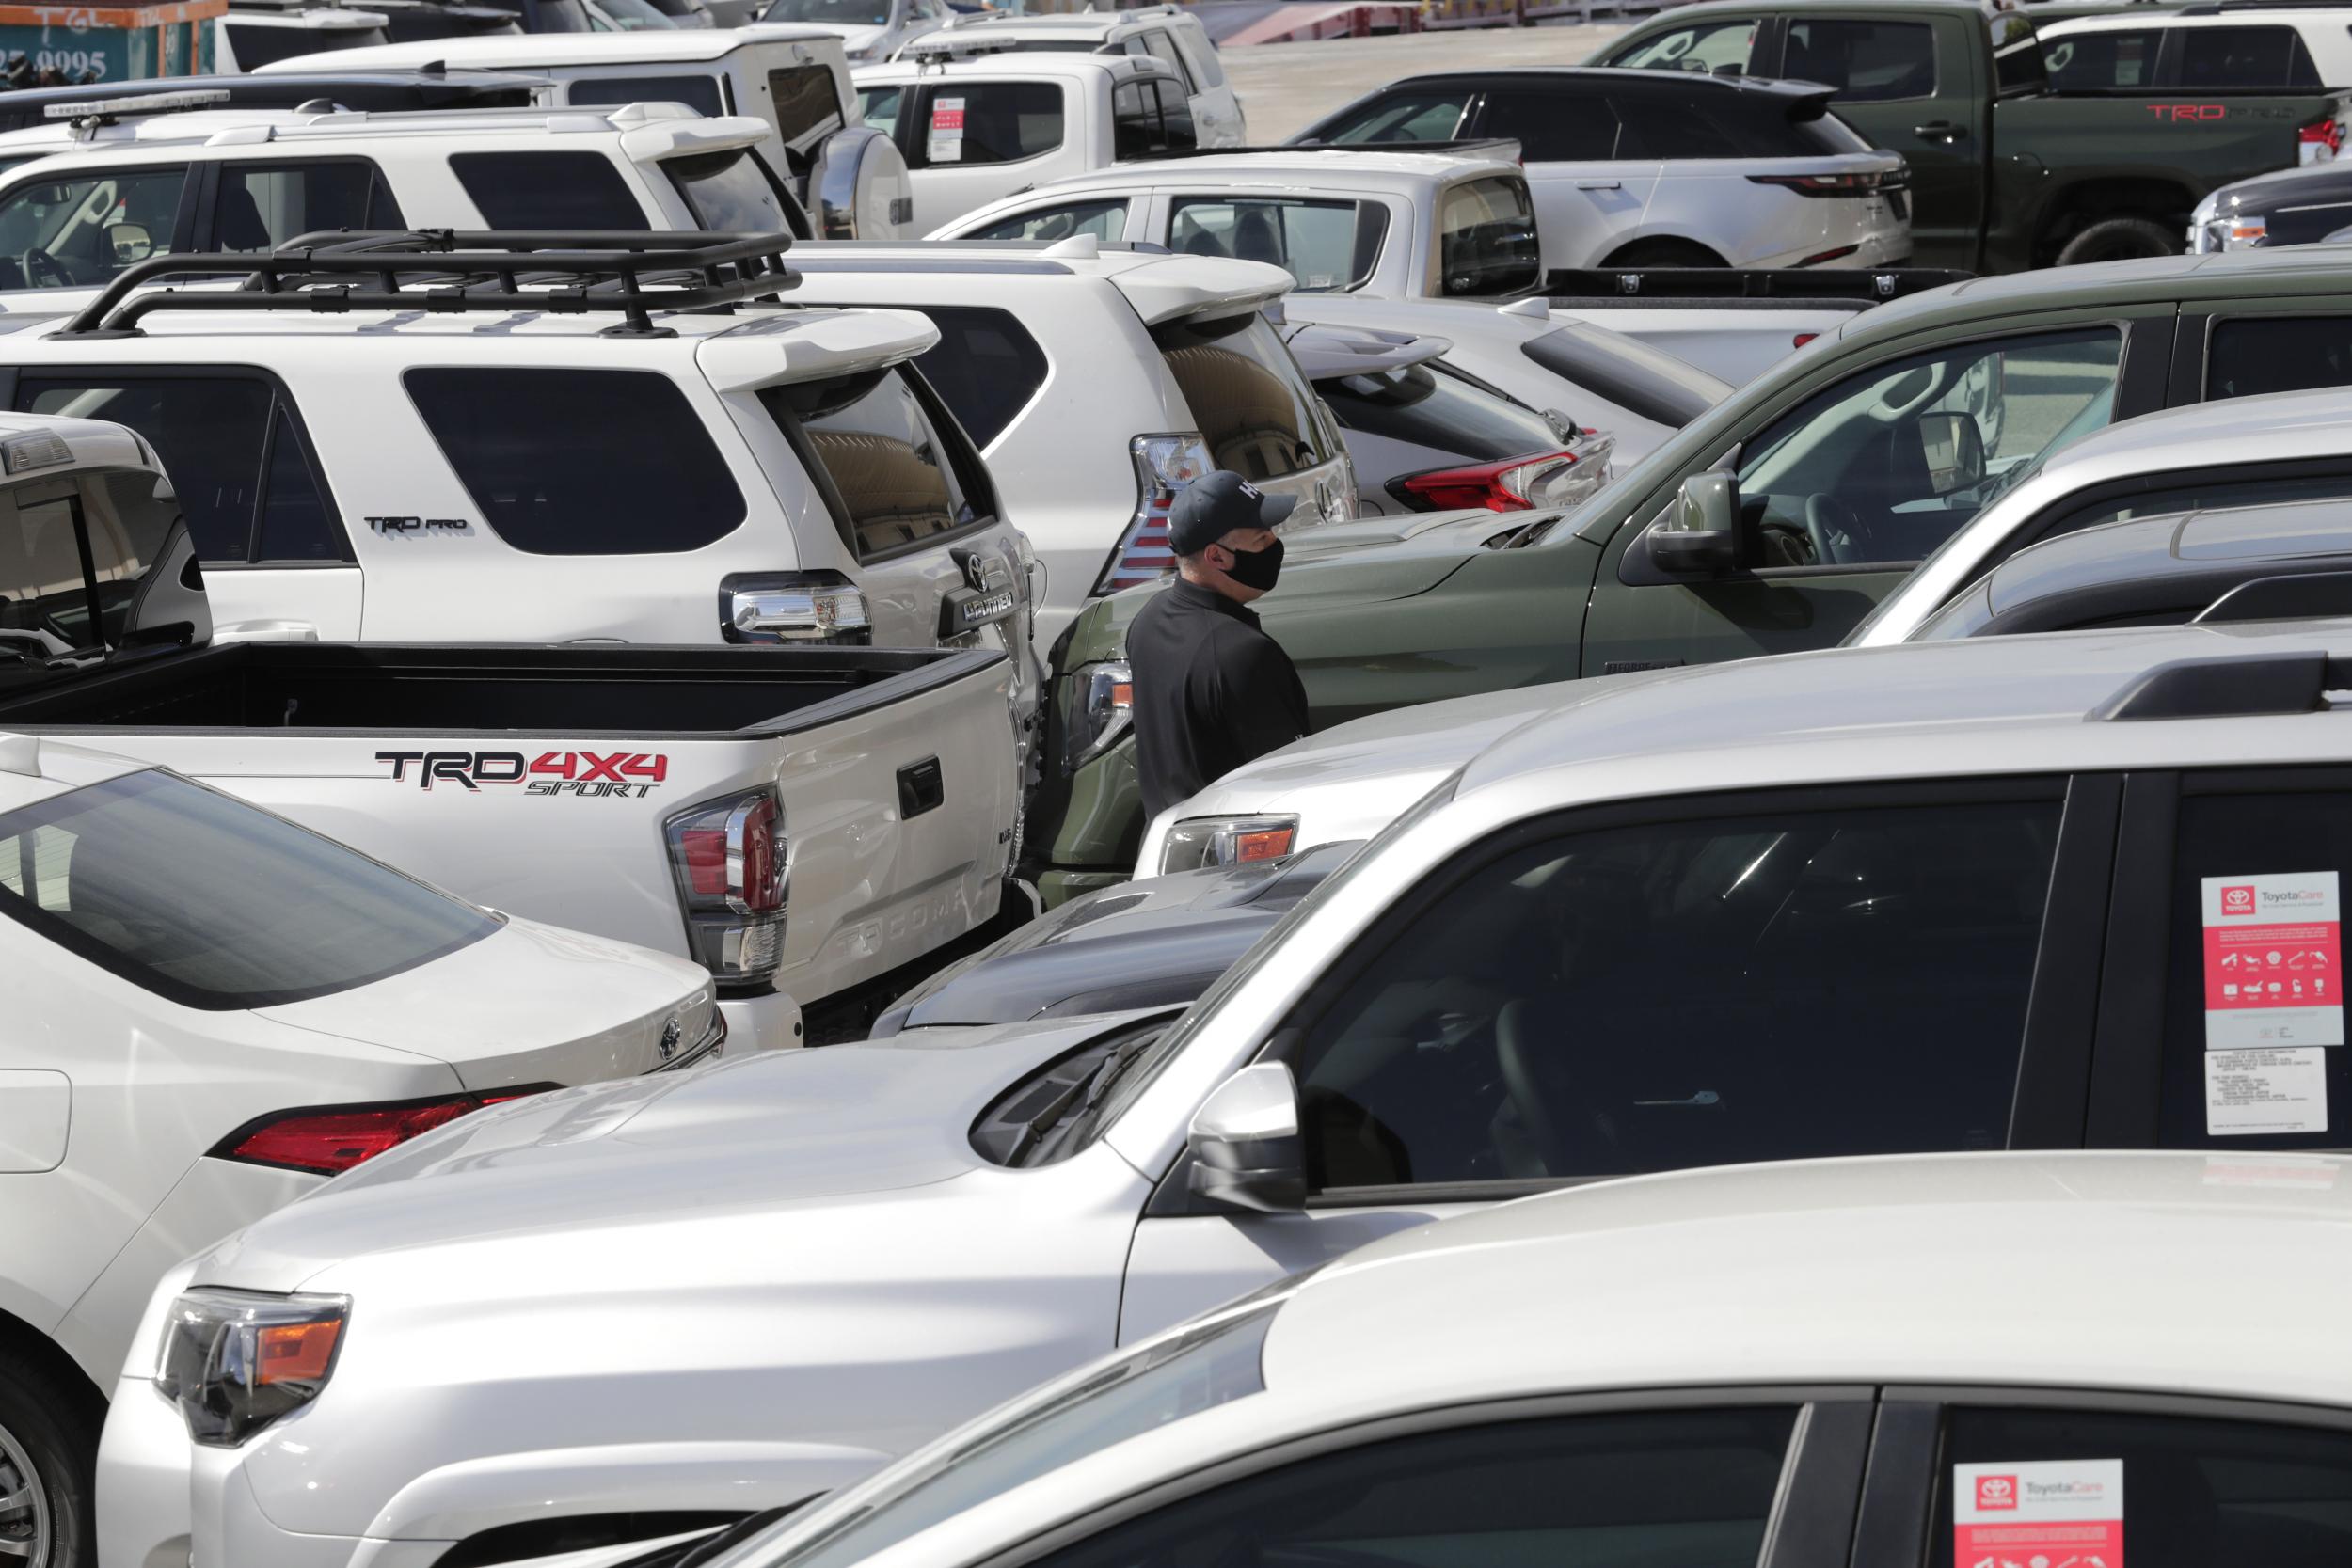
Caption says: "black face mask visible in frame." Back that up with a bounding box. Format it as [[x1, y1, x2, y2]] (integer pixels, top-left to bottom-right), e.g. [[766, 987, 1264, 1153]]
[[1224, 536, 1284, 592]]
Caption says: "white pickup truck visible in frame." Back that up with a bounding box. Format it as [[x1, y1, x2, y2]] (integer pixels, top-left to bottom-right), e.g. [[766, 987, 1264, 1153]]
[[0, 415, 1022, 1047]]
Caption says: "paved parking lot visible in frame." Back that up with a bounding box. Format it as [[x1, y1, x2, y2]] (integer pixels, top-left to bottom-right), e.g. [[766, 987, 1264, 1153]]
[[1223, 23, 1629, 139]]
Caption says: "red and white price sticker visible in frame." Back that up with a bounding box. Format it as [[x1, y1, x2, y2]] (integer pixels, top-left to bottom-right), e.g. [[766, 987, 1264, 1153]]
[[1954, 1459, 2122, 1568]]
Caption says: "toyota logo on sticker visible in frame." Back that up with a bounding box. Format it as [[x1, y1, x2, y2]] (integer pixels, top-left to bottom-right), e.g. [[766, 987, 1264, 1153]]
[[1976, 1477, 2018, 1511], [2224, 885, 2257, 915]]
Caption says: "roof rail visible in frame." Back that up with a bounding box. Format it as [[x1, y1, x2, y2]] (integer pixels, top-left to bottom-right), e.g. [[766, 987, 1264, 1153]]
[[1133, 137, 1521, 162], [2193, 570, 2352, 626], [2090, 649, 2344, 722], [54, 229, 795, 340], [2178, 1, 2352, 13]]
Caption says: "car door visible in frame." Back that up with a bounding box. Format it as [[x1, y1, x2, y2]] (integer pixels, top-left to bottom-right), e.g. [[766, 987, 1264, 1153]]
[[898, 77, 1078, 236], [1764, 8, 1987, 271], [1118, 778, 2103, 1342], [1581, 318, 2147, 677], [1470, 84, 1657, 268], [7, 369, 361, 638]]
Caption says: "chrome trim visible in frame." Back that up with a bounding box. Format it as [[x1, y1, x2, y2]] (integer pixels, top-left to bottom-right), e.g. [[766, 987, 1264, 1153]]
[[649, 1011, 727, 1073]]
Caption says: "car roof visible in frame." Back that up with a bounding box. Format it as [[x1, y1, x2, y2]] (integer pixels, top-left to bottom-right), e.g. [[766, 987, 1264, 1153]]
[[788, 237, 1292, 323], [853, 49, 1171, 82], [2019, 384, 2352, 479], [1261, 1150, 2352, 1408], [1453, 614, 2352, 807], [252, 24, 837, 72], [1969, 496, 2352, 621], [988, 147, 1521, 193], [928, 6, 1189, 38], [1835, 248, 2352, 344]]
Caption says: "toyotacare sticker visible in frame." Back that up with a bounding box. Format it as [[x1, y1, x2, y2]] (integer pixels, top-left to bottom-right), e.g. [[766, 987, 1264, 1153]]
[[928, 96, 965, 163], [2201, 872, 2342, 1050], [1953, 1459, 2122, 1568]]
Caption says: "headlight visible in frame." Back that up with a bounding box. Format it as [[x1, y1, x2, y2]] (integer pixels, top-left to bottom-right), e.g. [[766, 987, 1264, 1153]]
[[154, 1289, 348, 1447], [1061, 659, 1132, 773], [1159, 815, 1298, 875]]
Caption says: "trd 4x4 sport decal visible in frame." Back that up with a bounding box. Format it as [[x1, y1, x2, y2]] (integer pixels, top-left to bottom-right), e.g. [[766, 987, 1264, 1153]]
[[376, 751, 671, 797]]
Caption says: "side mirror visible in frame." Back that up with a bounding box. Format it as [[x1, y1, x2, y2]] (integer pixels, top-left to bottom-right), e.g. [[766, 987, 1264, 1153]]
[[1646, 469, 1743, 576], [1185, 1061, 1305, 1213], [1916, 412, 1985, 495], [105, 222, 151, 264]]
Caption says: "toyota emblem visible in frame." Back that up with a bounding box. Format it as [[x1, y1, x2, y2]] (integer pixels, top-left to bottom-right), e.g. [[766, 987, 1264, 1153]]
[[659, 1016, 682, 1062]]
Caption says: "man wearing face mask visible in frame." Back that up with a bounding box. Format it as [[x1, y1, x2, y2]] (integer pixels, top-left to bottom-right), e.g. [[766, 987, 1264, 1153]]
[[1129, 469, 1310, 824]]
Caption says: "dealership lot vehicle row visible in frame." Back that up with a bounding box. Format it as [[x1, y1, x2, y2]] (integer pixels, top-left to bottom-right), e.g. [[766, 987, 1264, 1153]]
[[12, 6, 2352, 1567]]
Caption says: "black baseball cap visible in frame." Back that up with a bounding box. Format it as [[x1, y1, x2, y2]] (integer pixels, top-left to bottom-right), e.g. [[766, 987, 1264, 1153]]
[[1167, 470, 1295, 556]]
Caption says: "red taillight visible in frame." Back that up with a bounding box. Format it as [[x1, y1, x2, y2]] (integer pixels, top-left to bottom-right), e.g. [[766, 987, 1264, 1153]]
[[213, 1088, 548, 1177], [739, 793, 783, 914], [664, 786, 787, 980], [1796, 245, 1858, 267], [1098, 434, 1212, 596], [1794, 332, 1820, 349], [680, 829, 729, 896], [2300, 114, 2344, 159], [1395, 450, 1581, 514], [1747, 170, 1883, 196]]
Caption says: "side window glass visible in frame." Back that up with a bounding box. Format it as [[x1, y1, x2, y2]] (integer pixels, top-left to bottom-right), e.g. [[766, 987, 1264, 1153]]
[[1289, 798, 2058, 1192], [255, 405, 344, 562], [1482, 88, 1621, 161], [904, 305, 1048, 449], [2207, 316, 2352, 401], [1172, 27, 1224, 89], [1613, 95, 1740, 159], [21, 377, 273, 563], [1929, 1406, 2352, 1567], [1782, 20, 1937, 101], [1318, 88, 1470, 144], [921, 82, 1062, 166], [0, 168, 184, 291], [1143, 30, 1194, 90], [1032, 1409, 1801, 1568], [0, 489, 100, 654], [2158, 786, 2352, 1149], [1168, 197, 1379, 292], [1607, 17, 1759, 74], [761, 367, 977, 560], [448, 151, 650, 230], [964, 198, 1127, 244], [2042, 28, 2161, 90], [2179, 24, 2322, 88], [860, 85, 902, 136], [213, 162, 403, 252], [2026, 467, 2352, 539], [1155, 80, 1196, 150], [1734, 328, 2122, 569]]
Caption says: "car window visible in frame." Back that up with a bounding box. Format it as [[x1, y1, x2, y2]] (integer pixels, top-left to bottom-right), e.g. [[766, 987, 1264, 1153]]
[[1607, 17, 1759, 75], [2024, 467, 2352, 540], [225, 20, 389, 68], [2156, 784, 2352, 1149], [0, 769, 499, 1010], [404, 369, 745, 556], [1027, 1408, 1803, 1568], [213, 162, 403, 250], [901, 305, 1048, 449], [1288, 795, 2058, 1191], [1168, 197, 1384, 292], [566, 71, 725, 116], [448, 150, 650, 230], [2179, 24, 2323, 89], [20, 376, 344, 565], [1782, 19, 1936, 101], [761, 366, 977, 560], [1735, 328, 2122, 570], [2207, 316, 2352, 401], [1991, 12, 2047, 94], [768, 64, 845, 148], [1141, 29, 1194, 90], [1480, 88, 1621, 161], [1321, 361, 1562, 463], [1316, 87, 1470, 144], [1112, 78, 1190, 159], [1155, 79, 1195, 150], [1614, 87, 1859, 159], [860, 84, 902, 135], [0, 167, 184, 291], [663, 148, 792, 232], [1171, 25, 1224, 89], [1155, 312, 1333, 481], [2042, 28, 2162, 90], [1436, 174, 1540, 297], [0, 469, 183, 656], [1929, 1405, 2352, 1568], [920, 81, 1063, 166], [962, 198, 1127, 243]]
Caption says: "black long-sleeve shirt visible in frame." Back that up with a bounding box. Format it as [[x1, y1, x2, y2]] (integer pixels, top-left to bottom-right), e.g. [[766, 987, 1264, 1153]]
[[1129, 578, 1311, 822]]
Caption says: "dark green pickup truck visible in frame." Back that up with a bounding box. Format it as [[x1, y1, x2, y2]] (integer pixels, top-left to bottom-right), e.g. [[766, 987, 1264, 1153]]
[[1031, 247, 2352, 903], [1592, 0, 2352, 270]]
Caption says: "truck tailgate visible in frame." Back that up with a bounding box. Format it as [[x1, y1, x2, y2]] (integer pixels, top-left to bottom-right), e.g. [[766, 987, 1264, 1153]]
[[1541, 267, 1972, 385]]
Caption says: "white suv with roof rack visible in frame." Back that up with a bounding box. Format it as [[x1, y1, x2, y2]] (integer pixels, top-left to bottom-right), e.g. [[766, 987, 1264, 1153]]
[[262, 25, 916, 237], [895, 5, 1244, 146], [0, 101, 791, 313], [853, 47, 1198, 235]]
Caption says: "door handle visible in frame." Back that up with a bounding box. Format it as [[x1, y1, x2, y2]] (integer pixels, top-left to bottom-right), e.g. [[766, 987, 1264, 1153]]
[[1915, 120, 1967, 143], [1575, 180, 1622, 191]]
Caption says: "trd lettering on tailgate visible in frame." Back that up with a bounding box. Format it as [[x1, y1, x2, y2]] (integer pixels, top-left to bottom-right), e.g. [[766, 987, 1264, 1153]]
[[375, 751, 670, 795]]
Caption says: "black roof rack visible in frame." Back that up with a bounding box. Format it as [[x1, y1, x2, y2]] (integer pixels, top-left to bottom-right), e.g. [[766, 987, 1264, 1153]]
[[2091, 649, 2344, 721], [55, 230, 796, 340]]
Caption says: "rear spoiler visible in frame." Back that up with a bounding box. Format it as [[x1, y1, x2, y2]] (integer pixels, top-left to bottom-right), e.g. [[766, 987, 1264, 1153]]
[[1539, 267, 1972, 304]]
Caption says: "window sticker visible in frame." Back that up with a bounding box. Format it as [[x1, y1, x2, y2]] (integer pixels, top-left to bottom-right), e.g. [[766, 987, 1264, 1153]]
[[2201, 872, 2342, 1050], [928, 96, 965, 163], [1953, 1459, 2122, 1568], [2206, 1046, 2327, 1136]]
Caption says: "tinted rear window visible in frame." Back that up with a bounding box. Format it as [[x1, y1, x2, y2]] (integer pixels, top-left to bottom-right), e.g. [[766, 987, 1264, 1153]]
[[1615, 87, 1857, 158], [665, 148, 792, 231], [1154, 311, 1333, 479], [448, 150, 649, 230], [566, 72, 725, 116], [1437, 175, 1539, 297], [2206, 316, 2352, 401], [2180, 24, 2323, 88], [1780, 19, 1936, 102], [919, 81, 1063, 166], [404, 368, 745, 555], [0, 470, 187, 656], [902, 305, 1048, 449], [1320, 361, 1561, 462], [759, 367, 978, 561], [0, 769, 499, 1010], [769, 64, 845, 147], [1522, 322, 1725, 429]]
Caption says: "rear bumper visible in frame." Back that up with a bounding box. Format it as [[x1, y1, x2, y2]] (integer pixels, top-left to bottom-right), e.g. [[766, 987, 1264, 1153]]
[[717, 989, 803, 1052]]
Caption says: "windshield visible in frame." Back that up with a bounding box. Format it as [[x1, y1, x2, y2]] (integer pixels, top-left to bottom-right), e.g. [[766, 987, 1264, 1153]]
[[742, 1302, 1278, 1568], [1521, 322, 1730, 432], [763, 0, 886, 22], [665, 148, 791, 230], [0, 769, 501, 1009]]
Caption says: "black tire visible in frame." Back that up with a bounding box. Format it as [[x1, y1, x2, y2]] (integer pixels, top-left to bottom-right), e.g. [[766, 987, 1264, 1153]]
[[0, 1348, 101, 1568], [1600, 238, 1727, 268], [2054, 216, 2177, 266]]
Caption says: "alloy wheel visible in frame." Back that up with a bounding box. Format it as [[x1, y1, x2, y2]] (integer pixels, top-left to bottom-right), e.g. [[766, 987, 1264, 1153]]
[[0, 1419, 50, 1566]]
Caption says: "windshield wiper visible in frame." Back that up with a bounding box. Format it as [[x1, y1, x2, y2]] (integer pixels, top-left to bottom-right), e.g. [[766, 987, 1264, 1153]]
[[1005, 1033, 1160, 1166]]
